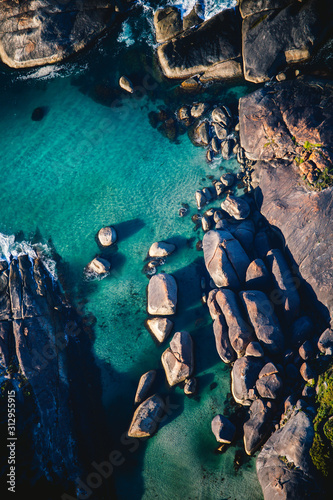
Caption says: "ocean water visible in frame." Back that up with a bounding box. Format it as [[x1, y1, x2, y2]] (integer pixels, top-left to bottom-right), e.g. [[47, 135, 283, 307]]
[[0, 0, 263, 499]]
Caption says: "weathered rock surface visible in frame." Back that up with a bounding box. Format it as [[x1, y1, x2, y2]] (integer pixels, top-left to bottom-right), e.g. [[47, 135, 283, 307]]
[[134, 370, 156, 404], [147, 274, 177, 316], [156, 8, 242, 81], [266, 249, 300, 323], [146, 317, 173, 343], [241, 0, 333, 83], [216, 289, 254, 355], [257, 405, 319, 499], [221, 195, 251, 220], [245, 341, 264, 358], [148, 241, 176, 258], [244, 399, 275, 455], [256, 363, 283, 399], [246, 259, 270, 290], [97, 226, 117, 246], [207, 289, 221, 320], [0, 0, 128, 68], [161, 331, 193, 386], [231, 356, 264, 405], [154, 6, 183, 43], [317, 328, 333, 356], [240, 291, 285, 355], [184, 377, 197, 395], [213, 315, 236, 364], [211, 414, 236, 444], [128, 395, 164, 438], [203, 230, 240, 289]]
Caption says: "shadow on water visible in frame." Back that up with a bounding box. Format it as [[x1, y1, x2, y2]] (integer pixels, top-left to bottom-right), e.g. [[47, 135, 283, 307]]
[[113, 218, 145, 242]]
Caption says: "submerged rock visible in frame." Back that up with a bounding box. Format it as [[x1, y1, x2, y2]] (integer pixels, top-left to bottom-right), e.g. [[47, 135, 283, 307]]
[[134, 370, 156, 404], [161, 331, 194, 386], [147, 274, 177, 316], [211, 414, 236, 444], [146, 317, 173, 343], [97, 226, 117, 247], [128, 395, 164, 438]]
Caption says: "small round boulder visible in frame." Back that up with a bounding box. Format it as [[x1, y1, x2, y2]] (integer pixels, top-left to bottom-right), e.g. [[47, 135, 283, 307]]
[[148, 241, 176, 258], [97, 226, 117, 247]]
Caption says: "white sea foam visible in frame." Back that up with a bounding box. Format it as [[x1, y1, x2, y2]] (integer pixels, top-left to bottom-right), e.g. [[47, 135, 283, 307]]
[[16, 62, 88, 81], [0, 232, 57, 279], [117, 20, 136, 47]]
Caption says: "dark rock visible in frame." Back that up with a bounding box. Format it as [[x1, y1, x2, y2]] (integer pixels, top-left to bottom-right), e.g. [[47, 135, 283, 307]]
[[154, 6, 183, 43], [246, 259, 270, 289], [285, 363, 299, 381], [134, 370, 156, 404], [220, 172, 236, 187], [317, 328, 333, 356], [232, 220, 256, 251], [254, 232, 271, 261], [184, 377, 197, 395], [157, 8, 242, 81], [231, 356, 265, 405], [213, 122, 228, 141], [207, 289, 221, 320], [213, 315, 236, 364], [245, 341, 264, 357], [300, 362, 316, 382], [256, 363, 283, 399], [221, 195, 251, 220], [195, 189, 207, 210], [31, 106, 48, 121], [216, 289, 254, 355], [211, 414, 236, 444], [240, 290, 285, 356], [183, 6, 203, 31], [302, 384, 316, 399], [241, 0, 333, 83], [291, 316, 314, 347], [194, 121, 210, 145], [202, 230, 240, 289], [0, 0, 123, 68], [244, 399, 276, 455], [299, 340, 315, 361]]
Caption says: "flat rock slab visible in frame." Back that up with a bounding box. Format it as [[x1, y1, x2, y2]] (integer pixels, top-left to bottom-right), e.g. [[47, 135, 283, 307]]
[[128, 395, 164, 438], [147, 273, 177, 316], [157, 8, 242, 81], [0, 0, 120, 68]]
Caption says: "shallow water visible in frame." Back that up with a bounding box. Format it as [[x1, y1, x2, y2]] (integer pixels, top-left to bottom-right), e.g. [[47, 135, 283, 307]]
[[0, 0, 263, 498]]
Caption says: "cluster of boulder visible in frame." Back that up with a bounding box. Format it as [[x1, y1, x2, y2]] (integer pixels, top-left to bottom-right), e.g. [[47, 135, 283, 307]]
[[153, 1, 333, 86], [143, 240, 176, 277], [200, 191, 333, 496], [86, 225, 117, 276]]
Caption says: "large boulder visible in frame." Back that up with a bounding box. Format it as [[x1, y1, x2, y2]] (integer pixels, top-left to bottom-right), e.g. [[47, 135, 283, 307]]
[[156, 8, 242, 82], [256, 404, 319, 499], [213, 315, 236, 364], [241, 0, 333, 83], [154, 6, 183, 43], [0, 0, 127, 68], [97, 226, 117, 247], [231, 356, 264, 405], [147, 274, 177, 316], [246, 259, 271, 290], [240, 291, 285, 356], [256, 363, 283, 399], [244, 399, 276, 456], [87, 256, 111, 275], [148, 241, 176, 258], [211, 414, 236, 444], [221, 195, 251, 220], [134, 370, 156, 405], [317, 328, 333, 356], [128, 395, 164, 438], [161, 331, 194, 386], [146, 317, 173, 343], [216, 289, 254, 355]]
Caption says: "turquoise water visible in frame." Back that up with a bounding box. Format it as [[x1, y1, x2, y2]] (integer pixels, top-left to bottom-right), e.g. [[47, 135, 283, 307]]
[[0, 1, 262, 498]]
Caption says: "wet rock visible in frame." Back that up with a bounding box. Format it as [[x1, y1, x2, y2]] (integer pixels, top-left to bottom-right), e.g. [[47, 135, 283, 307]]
[[214, 182, 225, 197], [213, 315, 236, 364], [257, 404, 319, 500], [246, 259, 270, 289], [195, 190, 207, 210], [266, 249, 300, 323], [231, 356, 265, 405], [213, 122, 228, 141], [134, 370, 156, 404], [87, 257, 111, 274], [216, 289, 254, 355], [97, 226, 117, 247], [221, 195, 250, 220], [177, 106, 191, 125], [211, 137, 220, 154], [119, 76, 134, 94], [206, 149, 214, 163], [211, 414, 236, 444], [195, 121, 210, 145], [317, 328, 333, 356], [184, 377, 197, 395], [207, 289, 221, 320], [128, 395, 164, 438], [148, 241, 176, 258], [245, 341, 264, 358], [244, 399, 275, 455], [147, 274, 177, 316], [211, 107, 231, 128], [202, 215, 211, 232], [240, 290, 285, 356], [161, 331, 194, 386], [146, 317, 173, 343], [154, 6, 183, 43], [183, 6, 203, 31], [202, 230, 240, 289], [202, 187, 214, 202], [220, 173, 236, 187], [221, 139, 233, 160], [256, 363, 283, 399]]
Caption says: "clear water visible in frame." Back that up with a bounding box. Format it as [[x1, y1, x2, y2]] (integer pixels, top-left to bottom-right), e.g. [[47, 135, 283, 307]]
[[0, 0, 262, 498]]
